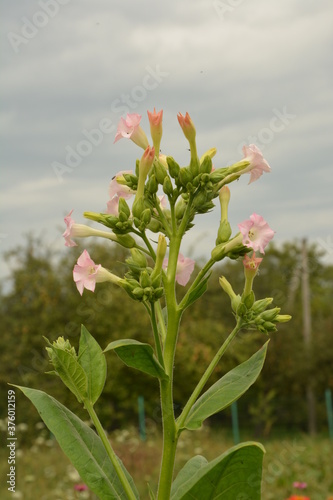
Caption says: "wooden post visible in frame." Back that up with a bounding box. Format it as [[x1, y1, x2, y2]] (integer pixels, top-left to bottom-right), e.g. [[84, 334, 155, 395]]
[[301, 238, 316, 435]]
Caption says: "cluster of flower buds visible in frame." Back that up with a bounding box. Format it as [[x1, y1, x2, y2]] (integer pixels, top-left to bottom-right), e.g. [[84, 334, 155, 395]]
[[220, 252, 291, 333]]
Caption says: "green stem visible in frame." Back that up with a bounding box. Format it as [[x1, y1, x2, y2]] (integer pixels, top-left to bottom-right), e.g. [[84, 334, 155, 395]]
[[157, 234, 182, 500], [85, 401, 137, 500], [154, 199, 172, 238], [176, 319, 243, 431], [150, 302, 164, 367]]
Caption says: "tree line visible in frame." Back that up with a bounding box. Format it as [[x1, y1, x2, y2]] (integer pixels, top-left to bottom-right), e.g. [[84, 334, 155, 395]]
[[1, 235, 332, 438]]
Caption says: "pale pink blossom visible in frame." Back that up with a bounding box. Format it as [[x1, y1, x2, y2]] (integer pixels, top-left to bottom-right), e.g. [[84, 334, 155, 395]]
[[73, 249, 101, 294], [242, 144, 271, 184], [106, 196, 120, 216], [109, 170, 134, 200], [177, 112, 196, 142], [114, 113, 149, 149], [73, 250, 121, 295], [163, 253, 195, 286], [63, 209, 77, 247], [238, 213, 274, 254]]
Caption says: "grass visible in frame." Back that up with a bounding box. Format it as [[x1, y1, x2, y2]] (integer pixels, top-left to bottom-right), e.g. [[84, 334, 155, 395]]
[[1, 424, 332, 499]]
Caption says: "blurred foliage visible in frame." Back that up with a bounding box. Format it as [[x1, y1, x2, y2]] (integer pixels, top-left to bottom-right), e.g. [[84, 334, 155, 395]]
[[1, 235, 332, 437]]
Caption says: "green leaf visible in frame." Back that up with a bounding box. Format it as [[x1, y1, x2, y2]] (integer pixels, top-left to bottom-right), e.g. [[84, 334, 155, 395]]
[[78, 325, 107, 405], [181, 272, 211, 310], [15, 386, 139, 499], [104, 339, 168, 380], [46, 343, 88, 403], [181, 342, 268, 430], [171, 442, 264, 500]]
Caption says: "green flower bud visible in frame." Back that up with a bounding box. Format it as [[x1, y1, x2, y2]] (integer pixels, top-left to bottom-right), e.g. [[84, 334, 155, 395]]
[[216, 220, 232, 245], [141, 208, 152, 225], [275, 314, 292, 323], [146, 219, 161, 232], [153, 161, 168, 184], [129, 248, 148, 268], [175, 197, 187, 219], [251, 298, 274, 314], [167, 156, 180, 179], [259, 307, 281, 322], [146, 174, 158, 194], [179, 167, 193, 187], [140, 270, 151, 288], [132, 287, 144, 299], [132, 197, 145, 218], [163, 176, 174, 196], [199, 155, 213, 174], [263, 321, 277, 332], [243, 291, 255, 309], [210, 167, 229, 184], [115, 234, 136, 249]]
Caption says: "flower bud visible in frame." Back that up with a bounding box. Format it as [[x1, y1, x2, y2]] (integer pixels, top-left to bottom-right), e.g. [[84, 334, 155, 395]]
[[132, 197, 145, 218], [200, 148, 217, 164], [147, 108, 163, 153], [199, 155, 213, 174], [147, 174, 158, 194], [216, 220, 232, 245], [141, 208, 152, 225], [118, 198, 131, 219], [153, 161, 168, 185], [251, 298, 274, 314], [178, 167, 193, 187], [259, 307, 281, 322], [167, 156, 180, 179], [275, 314, 292, 323], [163, 176, 174, 196]]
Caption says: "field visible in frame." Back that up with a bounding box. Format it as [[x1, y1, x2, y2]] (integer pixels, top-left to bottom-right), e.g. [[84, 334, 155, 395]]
[[1, 425, 332, 499]]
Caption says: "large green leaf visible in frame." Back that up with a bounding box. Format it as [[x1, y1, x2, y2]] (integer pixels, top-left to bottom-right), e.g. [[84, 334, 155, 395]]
[[171, 442, 264, 499], [15, 386, 139, 499], [181, 342, 268, 430], [78, 325, 107, 405], [104, 339, 168, 380]]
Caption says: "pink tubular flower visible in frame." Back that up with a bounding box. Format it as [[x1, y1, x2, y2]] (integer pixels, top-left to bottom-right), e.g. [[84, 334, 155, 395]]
[[114, 113, 149, 149], [147, 108, 163, 127], [243, 253, 263, 271], [177, 112, 196, 142], [73, 250, 122, 295], [148, 108, 163, 153], [163, 253, 195, 286], [238, 213, 275, 254], [242, 144, 271, 184], [73, 249, 101, 294]]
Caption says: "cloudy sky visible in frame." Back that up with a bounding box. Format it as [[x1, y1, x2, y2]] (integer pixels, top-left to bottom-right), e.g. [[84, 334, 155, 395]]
[[1, 0, 333, 283]]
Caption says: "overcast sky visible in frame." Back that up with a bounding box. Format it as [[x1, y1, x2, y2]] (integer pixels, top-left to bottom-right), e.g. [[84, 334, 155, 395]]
[[1, 0, 333, 284]]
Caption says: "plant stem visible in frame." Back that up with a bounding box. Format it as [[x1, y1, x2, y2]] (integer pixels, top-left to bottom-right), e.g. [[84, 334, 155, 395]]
[[176, 319, 243, 431], [157, 234, 182, 500], [150, 302, 164, 367], [85, 402, 137, 500]]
